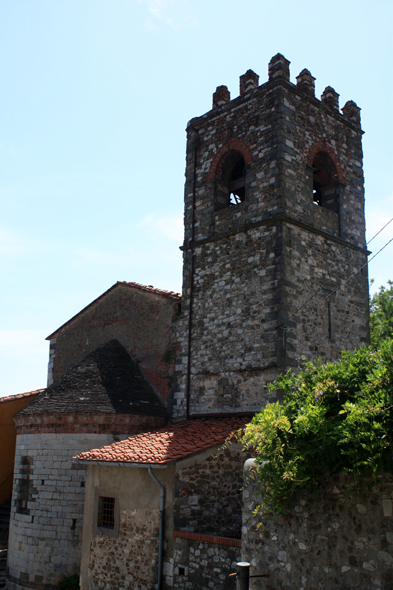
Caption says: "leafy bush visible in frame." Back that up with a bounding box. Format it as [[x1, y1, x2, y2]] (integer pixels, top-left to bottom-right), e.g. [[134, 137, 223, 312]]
[[370, 280, 393, 349], [56, 574, 80, 590], [242, 340, 393, 514]]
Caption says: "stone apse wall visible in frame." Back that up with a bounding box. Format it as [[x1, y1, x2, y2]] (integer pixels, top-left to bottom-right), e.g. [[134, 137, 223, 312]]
[[242, 459, 393, 590], [7, 433, 116, 590]]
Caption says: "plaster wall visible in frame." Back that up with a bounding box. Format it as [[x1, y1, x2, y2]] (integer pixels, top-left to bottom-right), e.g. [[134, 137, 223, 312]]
[[0, 394, 39, 505], [80, 463, 175, 590]]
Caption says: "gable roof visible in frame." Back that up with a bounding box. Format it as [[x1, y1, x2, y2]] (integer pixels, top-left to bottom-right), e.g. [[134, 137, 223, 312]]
[[46, 281, 181, 340], [17, 339, 166, 417], [0, 389, 44, 405], [75, 417, 248, 465]]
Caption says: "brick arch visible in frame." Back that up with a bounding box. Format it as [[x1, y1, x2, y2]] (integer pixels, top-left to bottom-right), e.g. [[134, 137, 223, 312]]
[[306, 141, 346, 184], [205, 138, 253, 182]]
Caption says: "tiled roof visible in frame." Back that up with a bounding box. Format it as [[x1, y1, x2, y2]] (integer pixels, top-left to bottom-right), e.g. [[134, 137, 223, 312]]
[[120, 281, 181, 300], [0, 389, 44, 405], [46, 281, 181, 340], [75, 417, 248, 465], [17, 340, 166, 417]]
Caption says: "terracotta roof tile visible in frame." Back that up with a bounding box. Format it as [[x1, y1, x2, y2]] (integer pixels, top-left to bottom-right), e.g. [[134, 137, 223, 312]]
[[0, 389, 44, 405], [75, 417, 248, 465]]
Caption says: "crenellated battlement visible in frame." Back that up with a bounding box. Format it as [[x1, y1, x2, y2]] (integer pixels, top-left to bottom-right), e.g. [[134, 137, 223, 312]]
[[210, 53, 361, 128]]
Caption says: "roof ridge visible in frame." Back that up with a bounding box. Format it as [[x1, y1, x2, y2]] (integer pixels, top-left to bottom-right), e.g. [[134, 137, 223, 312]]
[[117, 281, 181, 299], [46, 281, 181, 340], [0, 389, 44, 405]]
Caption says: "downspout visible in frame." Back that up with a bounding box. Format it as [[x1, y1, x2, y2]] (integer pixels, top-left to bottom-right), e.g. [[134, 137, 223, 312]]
[[148, 466, 165, 590], [185, 131, 199, 420]]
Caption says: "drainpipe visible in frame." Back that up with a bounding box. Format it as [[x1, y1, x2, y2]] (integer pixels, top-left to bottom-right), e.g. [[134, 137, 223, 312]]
[[148, 466, 165, 590], [185, 131, 199, 420]]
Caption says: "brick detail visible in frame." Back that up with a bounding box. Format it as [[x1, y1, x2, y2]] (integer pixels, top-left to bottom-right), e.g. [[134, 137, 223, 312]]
[[239, 70, 259, 96], [205, 138, 253, 182], [342, 100, 361, 127], [321, 86, 340, 110], [306, 141, 346, 183], [173, 530, 241, 548], [212, 85, 230, 110], [296, 68, 316, 97], [14, 413, 167, 435], [268, 53, 290, 81]]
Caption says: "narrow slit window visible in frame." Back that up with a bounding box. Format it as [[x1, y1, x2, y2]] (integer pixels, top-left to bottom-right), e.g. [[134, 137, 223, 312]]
[[98, 496, 115, 529], [328, 300, 333, 339]]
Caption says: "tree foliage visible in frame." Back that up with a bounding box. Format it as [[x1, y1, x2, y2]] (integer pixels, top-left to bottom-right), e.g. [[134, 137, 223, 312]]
[[242, 340, 393, 514], [370, 280, 393, 348]]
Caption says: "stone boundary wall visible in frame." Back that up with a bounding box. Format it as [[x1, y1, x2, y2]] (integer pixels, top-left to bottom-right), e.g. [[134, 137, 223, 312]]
[[165, 536, 240, 590], [242, 459, 393, 590], [7, 433, 116, 590]]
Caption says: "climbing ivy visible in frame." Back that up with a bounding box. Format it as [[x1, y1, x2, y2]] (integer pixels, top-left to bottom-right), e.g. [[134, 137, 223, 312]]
[[242, 339, 393, 515]]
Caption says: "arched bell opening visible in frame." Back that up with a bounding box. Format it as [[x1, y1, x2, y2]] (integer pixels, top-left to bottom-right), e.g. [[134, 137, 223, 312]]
[[215, 150, 247, 209], [311, 151, 340, 214]]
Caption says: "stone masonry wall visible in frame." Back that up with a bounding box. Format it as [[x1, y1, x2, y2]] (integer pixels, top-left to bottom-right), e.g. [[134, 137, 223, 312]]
[[164, 536, 240, 590], [172, 57, 367, 420], [173, 443, 248, 538], [242, 459, 393, 590], [88, 509, 159, 590], [48, 284, 180, 401], [7, 433, 115, 590], [282, 223, 369, 367], [173, 224, 283, 418]]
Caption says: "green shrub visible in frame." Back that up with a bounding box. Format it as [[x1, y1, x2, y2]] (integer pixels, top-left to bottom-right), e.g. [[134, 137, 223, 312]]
[[242, 339, 393, 514]]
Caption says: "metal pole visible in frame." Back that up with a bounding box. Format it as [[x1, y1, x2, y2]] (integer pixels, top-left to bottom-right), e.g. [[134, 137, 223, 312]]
[[236, 562, 250, 590], [148, 467, 165, 590]]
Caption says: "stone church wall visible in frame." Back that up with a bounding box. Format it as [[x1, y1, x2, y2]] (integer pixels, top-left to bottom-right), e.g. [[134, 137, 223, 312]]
[[47, 284, 180, 401], [173, 443, 248, 538], [242, 459, 393, 590], [7, 433, 115, 590]]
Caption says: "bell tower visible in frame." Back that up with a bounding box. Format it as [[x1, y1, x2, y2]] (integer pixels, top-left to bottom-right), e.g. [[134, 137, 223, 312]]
[[172, 54, 369, 421]]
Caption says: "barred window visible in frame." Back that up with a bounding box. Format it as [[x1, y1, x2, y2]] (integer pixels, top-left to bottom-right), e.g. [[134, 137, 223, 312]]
[[98, 496, 115, 529]]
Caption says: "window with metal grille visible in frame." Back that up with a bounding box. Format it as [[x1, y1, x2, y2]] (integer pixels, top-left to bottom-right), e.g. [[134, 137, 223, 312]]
[[98, 496, 115, 529]]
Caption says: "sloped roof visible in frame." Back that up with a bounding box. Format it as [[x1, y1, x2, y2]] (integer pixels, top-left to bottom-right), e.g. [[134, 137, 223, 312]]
[[17, 340, 166, 417], [46, 281, 181, 340], [0, 389, 44, 405], [75, 417, 248, 465]]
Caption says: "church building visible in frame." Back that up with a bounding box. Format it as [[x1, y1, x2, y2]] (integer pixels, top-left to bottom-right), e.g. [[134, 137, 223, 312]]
[[6, 53, 368, 590]]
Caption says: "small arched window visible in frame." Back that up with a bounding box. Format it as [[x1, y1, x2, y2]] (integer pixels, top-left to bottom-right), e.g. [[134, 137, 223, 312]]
[[215, 150, 246, 209], [311, 151, 339, 213]]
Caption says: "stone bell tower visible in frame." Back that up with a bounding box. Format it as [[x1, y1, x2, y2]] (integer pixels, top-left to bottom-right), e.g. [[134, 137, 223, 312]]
[[171, 53, 369, 421]]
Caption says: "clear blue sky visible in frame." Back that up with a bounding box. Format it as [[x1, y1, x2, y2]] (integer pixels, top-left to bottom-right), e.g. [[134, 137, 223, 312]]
[[1, 0, 392, 396]]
